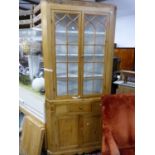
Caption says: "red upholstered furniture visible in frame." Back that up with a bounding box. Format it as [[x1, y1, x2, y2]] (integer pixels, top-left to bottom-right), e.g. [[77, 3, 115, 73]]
[[101, 94, 135, 155]]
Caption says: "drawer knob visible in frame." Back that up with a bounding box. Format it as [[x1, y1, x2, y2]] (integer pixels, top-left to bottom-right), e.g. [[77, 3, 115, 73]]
[[86, 122, 90, 126]]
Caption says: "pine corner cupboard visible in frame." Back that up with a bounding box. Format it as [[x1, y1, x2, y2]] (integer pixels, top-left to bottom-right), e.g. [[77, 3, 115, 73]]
[[41, 0, 116, 154]]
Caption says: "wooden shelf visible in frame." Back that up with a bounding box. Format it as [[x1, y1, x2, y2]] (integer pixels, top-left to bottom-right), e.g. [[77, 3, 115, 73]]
[[57, 73, 103, 78], [56, 54, 78, 56], [56, 30, 105, 35], [84, 54, 104, 56], [84, 74, 103, 78], [56, 54, 104, 56]]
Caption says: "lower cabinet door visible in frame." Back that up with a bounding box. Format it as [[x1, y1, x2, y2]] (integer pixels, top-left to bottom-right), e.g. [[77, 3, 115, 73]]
[[57, 115, 79, 149], [80, 115, 102, 145]]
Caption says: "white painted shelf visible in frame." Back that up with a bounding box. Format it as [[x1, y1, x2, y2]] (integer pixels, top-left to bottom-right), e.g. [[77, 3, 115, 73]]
[[57, 73, 103, 78], [56, 54, 104, 56], [56, 30, 105, 35]]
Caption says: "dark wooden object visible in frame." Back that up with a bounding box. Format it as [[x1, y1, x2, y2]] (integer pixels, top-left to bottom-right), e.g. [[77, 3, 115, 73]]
[[114, 48, 135, 71]]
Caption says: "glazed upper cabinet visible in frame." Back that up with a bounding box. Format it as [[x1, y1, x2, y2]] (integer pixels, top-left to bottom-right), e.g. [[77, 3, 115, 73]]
[[54, 12, 80, 97], [54, 12, 107, 98], [41, 1, 116, 100], [41, 1, 116, 154]]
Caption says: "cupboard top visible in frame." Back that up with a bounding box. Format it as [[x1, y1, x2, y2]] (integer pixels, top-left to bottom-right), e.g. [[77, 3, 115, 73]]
[[41, 0, 117, 13]]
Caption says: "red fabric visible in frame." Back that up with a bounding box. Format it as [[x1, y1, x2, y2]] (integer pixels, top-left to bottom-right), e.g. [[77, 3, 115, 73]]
[[101, 94, 135, 155]]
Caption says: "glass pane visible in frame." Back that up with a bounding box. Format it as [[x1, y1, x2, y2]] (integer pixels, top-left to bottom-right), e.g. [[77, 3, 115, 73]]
[[56, 45, 66, 62], [68, 55, 78, 62], [84, 46, 94, 55], [84, 15, 106, 45], [83, 79, 93, 94], [95, 46, 104, 54], [85, 15, 106, 33], [56, 55, 67, 62], [94, 63, 103, 76], [84, 63, 93, 77], [56, 45, 66, 55], [68, 32, 78, 44], [57, 79, 67, 96], [96, 34, 105, 45], [68, 63, 78, 77], [84, 55, 94, 62], [68, 45, 78, 55], [94, 55, 104, 62], [68, 46, 78, 62], [93, 79, 103, 93], [84, 24, 94, 44], [55, 14, 67, 44], [68, 79, 78, 95], [56, 63, 67, 77], [82, 15, 106, 95], [55, 13, 80, 97], [93, 16, 106, 32], [68, 23, 78, 44], [84, 46, 94, 62], [56, 32, 66, 44], [55, 14, 68, 31], [55, 13, 79, 45]]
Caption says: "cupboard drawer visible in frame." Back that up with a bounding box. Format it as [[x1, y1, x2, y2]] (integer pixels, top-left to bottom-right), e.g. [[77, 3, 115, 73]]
[[69, 103, 91, 113]]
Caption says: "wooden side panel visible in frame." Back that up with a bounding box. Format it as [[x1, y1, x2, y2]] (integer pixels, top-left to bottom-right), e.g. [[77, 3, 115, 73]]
[[80, 115, 102, 145], [114, 48, 135, 70], [58, 116, 79, 148], [20, 116, 45, 155]]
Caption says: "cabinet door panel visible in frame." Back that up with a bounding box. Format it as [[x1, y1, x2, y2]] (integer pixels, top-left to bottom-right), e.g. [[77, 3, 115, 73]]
[[54, 12, 80, 97], [83, 14, 107, 96], [81, 115, 102, 144], [58, 116, 78, 148]]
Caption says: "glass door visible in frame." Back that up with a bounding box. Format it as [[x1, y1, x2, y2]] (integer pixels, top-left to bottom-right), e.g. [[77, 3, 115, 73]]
[[83, 14, 107, 95], [54, 12, 80, 97]]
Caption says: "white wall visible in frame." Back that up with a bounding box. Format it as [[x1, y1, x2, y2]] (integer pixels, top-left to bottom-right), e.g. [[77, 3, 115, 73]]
[[115, 14, 135, 47]]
